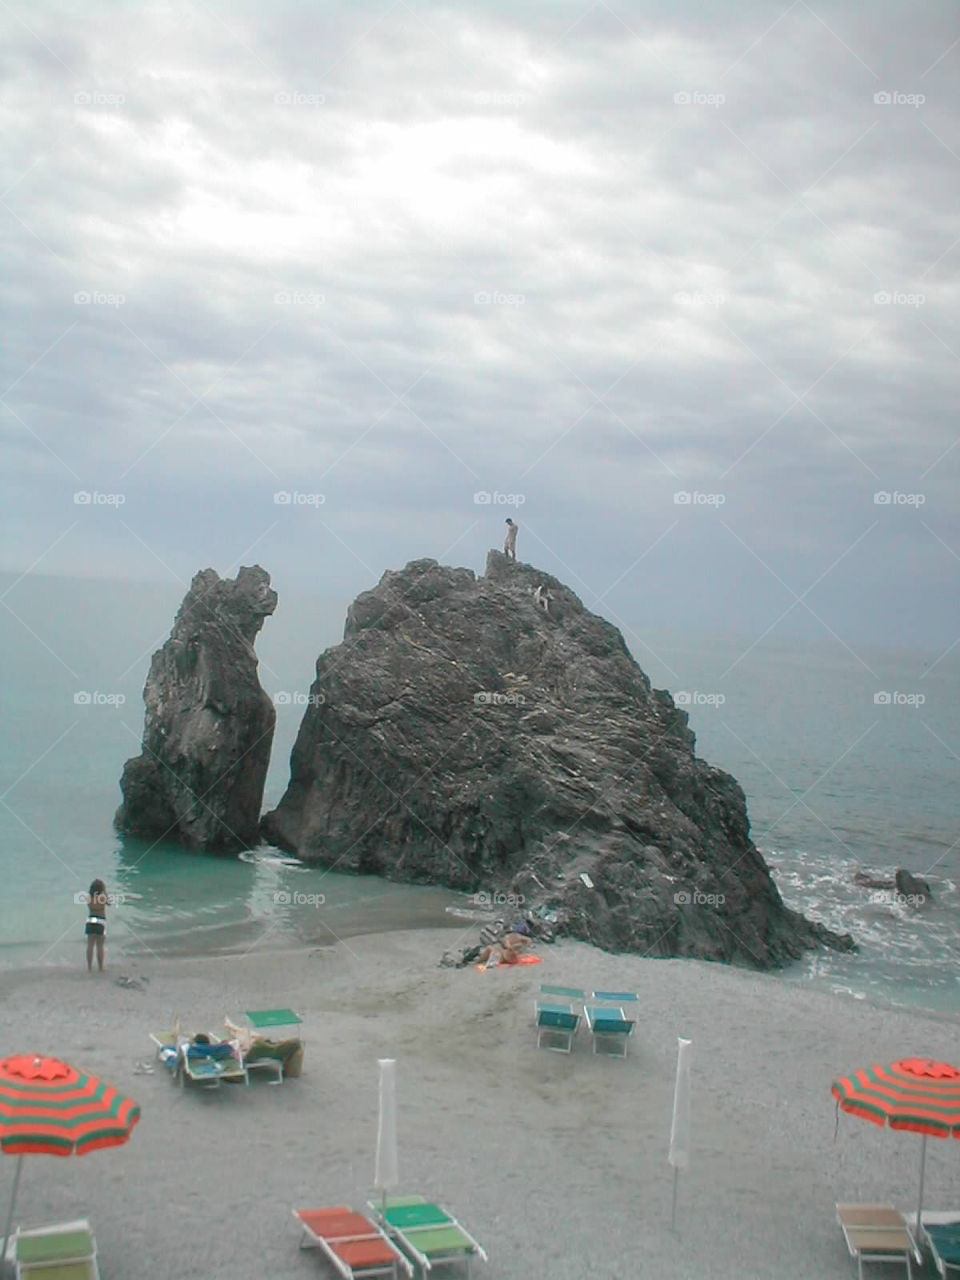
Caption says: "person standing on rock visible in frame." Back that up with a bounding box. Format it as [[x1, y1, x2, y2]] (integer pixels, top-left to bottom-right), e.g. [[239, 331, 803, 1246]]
[[504, 518, 518, 561], [85, 878, 109, 973]]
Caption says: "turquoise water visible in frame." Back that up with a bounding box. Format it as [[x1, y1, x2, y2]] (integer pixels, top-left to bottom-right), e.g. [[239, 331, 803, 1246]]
[[2, 572, 958, 1014]]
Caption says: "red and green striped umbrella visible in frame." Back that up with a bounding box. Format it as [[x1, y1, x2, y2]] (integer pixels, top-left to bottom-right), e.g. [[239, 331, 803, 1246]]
[[831, 1058, 960, 1239], [0, 1055, 140, 1260]]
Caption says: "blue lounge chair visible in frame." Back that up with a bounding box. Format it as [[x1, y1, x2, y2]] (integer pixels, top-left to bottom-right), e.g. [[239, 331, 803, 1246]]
[[583, 1004, 636, 1058], [534, 1000, 581, 1053]]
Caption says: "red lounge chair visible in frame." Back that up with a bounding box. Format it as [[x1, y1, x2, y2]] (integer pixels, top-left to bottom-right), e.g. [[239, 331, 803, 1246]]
[[294, 1207, 413, 1279]]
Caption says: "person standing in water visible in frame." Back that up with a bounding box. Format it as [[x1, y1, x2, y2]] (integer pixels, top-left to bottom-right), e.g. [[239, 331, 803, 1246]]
[[504, 517, 518, 561], [85, 879, 109, 972]]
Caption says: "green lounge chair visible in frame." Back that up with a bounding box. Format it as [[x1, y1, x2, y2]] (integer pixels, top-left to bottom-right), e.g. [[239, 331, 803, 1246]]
[[583, 1004, 635, 1058], [836, 1204, 914, 1280], [539, 985, 585, 1001], [903, 1210, 960, 1278], [591, 990, 639, 1003], [10, 1219, 99, 1280], [534, 1000, 581, 1053], [369, 1195, 487, 1275]]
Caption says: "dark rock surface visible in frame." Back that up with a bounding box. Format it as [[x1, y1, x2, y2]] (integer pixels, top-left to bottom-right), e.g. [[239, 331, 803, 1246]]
[[261, 552, 854, 968], [116, 566, 277, 853]]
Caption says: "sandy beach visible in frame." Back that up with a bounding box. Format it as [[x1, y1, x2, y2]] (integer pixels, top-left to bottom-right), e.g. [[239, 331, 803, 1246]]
[[1, 930, 957, 1280]]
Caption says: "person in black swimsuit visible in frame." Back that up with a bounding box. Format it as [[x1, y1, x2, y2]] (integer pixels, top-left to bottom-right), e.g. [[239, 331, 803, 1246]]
[[85, 879, 108, 973]]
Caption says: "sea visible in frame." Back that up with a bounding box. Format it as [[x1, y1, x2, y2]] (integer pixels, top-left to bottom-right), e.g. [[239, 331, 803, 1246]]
[[1, 571, 957, 1017]]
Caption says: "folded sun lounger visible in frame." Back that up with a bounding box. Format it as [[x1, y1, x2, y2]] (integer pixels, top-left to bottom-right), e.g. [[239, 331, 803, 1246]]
[[903, 1211, 960, 1278], [583, 1004, 636, 1057], [836, 1203, 914, 1280], [534, 1000, 581, 1053], [294, 1206, 413, 1279], [9, 1218, 100, 1280], [369, 1194, 487, 1275]]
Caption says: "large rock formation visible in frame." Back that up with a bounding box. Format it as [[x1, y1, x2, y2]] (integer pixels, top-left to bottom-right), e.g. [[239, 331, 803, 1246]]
[[262, 553, 853, 968], [116, 565, 277, 853]]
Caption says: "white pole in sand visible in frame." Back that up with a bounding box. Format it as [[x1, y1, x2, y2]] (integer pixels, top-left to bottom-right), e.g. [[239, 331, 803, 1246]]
[[1, 1154, 24, 1273], [668, 1038, 693, 1233], [915, 1133, 928, 1248]]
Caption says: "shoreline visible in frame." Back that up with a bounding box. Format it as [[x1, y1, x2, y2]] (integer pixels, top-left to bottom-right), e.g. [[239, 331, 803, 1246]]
[[2, 927, 958, 1279]]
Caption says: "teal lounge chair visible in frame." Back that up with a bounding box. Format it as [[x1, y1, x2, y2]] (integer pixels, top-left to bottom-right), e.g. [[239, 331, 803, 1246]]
[[10, 1218, 100, 1280], [539, 985, 585, 1001], [534, 1000, 581, 1053], [591, 990, 639, 1004], [369, 1196, 487, 1275], [583, 1004, 635, 1058]]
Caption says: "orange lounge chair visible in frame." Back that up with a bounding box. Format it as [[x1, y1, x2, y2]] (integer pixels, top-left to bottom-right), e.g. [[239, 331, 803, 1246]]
[[294, 1207, 413, 1279]]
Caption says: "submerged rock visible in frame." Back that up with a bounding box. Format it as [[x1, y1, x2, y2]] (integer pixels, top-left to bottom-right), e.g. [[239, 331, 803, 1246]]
[[115, 565, 277, 853], [261, 552, 853, 968]]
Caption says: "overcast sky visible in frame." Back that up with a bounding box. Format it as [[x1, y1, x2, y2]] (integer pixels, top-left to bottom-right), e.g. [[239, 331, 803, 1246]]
[[3, 0, 959, 661]]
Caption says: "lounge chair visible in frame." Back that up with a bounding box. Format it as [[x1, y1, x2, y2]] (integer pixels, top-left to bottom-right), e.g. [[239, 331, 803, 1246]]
[[293, 1206, 412, 1278], [583, 1004, 635, 1057], [591, 989, 639, 1004], [836, 1203, 914, 1279], [903, 1211, 960, 1277], [8, 1218, 100, 1279], [369, 1194, 487, 1275], [222, 1018, 301, 1083], [534, 999, 581, 1053], [539, 984, 585, 1001]]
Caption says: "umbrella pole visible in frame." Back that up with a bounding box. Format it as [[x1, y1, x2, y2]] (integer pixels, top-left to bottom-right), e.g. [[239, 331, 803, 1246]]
[[1, 1153, 24, 1272], [670, 1166, 679, 1233], [915, 1133, 928, 1245]]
